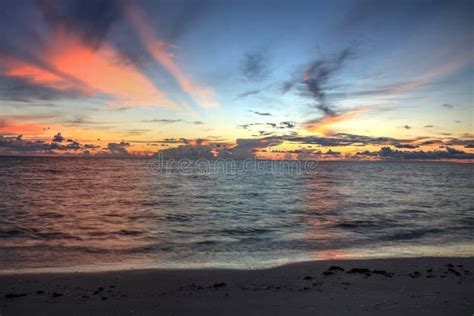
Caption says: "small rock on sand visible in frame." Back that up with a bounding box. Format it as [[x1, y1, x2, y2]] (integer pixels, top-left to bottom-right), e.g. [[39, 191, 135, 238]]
[[347, 268, 371, 274], [213, 282, 226, 288], [328, 266, 345, 272], [5, 293, 27, 299]]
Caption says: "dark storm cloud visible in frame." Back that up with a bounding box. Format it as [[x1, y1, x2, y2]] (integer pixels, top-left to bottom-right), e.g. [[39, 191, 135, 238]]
[[356, 146, 474, 160], [241, 51, 269, 81]]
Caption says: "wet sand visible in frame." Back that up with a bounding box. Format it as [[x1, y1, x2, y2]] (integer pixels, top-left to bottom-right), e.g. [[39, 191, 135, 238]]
[[1, 257, 473, 315]]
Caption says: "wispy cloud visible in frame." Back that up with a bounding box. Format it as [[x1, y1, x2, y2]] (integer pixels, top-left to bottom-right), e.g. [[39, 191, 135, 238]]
[[241, 51, 269, 81], [302, 107, 365, 135], [126, 3, 217, 108], [1, 31, 183, 110], [249, 110, 272, 116]]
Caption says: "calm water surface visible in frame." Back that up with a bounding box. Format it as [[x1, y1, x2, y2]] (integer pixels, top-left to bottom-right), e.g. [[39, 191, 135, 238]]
[[0, 157, 473, 272]]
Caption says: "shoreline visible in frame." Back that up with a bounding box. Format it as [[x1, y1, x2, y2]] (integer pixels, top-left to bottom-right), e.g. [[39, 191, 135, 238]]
[[1, 254, 474, 275], [1, 256, 473, 315]]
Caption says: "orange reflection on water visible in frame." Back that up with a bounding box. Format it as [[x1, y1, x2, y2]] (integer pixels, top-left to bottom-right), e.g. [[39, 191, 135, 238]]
[[300, 166, 351, 261]]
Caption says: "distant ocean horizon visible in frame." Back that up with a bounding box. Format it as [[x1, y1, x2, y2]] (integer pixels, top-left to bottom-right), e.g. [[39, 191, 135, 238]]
[[0, 156, 473, 273]]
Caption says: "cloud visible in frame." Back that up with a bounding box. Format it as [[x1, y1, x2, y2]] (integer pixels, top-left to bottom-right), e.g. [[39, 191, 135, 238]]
[[0, 119, 45, 135], [105, 141, 130, 156], [38, 0, 123, 50], [218, 137, 283, 159], [142, 118, 205, 126], [0, 1, 185, 110], [0, 134, 87, 155], [241, 51, 269, 81], [143, 119, 183, 124], [1, 33, 181, 110], [125, 3, 217, 108], [394, 143, 419, 149], [357, 146, 474, 160], [282, 48, 362, 134], [442, 103, 454, 109], [282, 133, 402, 147], [280, 121, 295, 128], [249, 110, 272, 116], [424, 125, 434, 128], [235, 89, 262, 99], [404, 125, 411, 129], [302, 107, 364, 135], [283, 48, 352, 112], [0, 73, 92, 104], [237, 121, 296, 132], [325, 149, 341, 156], [158, 144, 214, 159], [52, 132, 64, 143]]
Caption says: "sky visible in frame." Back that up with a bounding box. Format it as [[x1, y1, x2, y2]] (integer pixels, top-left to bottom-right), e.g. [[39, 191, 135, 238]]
[[0, 0, 473, 160]]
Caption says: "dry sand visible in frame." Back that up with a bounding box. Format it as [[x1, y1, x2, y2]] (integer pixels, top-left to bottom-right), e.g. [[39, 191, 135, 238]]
[[1, 257, 473, 315]]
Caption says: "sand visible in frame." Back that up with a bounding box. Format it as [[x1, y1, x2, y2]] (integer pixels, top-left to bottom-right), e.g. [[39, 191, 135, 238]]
[[1, 257, 473, 315]]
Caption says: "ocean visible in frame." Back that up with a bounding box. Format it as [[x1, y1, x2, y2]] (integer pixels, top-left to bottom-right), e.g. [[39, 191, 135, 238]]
[[0, 156, 473, 273]]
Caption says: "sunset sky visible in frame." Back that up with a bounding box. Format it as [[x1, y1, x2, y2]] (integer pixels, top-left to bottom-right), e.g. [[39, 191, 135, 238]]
[[0, 0, 473, 160]]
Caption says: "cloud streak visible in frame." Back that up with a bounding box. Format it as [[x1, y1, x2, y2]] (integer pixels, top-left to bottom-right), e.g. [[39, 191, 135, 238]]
[[126, 3, 217, 108]]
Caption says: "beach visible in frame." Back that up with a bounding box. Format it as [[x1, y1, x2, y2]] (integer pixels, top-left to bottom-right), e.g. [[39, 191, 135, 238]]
[[1, 257, 472, 315]]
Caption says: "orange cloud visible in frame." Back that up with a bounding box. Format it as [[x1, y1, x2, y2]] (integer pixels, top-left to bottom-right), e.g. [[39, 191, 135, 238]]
[[303, 107, 365, 135], [386, 52, 473, 95], [126, 4, 217, 108], [3, 58, 74, 91], [0, 120, 45, 135], [1, 29, 183, 110]]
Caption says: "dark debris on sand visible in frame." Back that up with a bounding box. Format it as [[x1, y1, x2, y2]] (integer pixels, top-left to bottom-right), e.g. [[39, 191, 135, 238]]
[[328, 266, 345, 272], [213, 282, 226, 288], [5, 293, 28, 299], [347, 268, 371, 275]]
